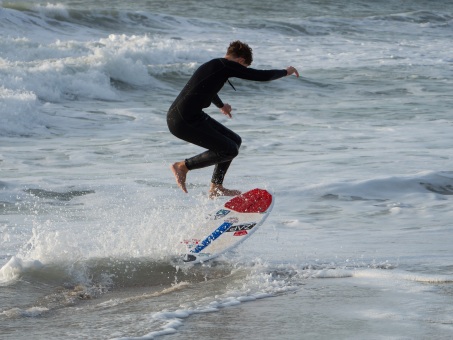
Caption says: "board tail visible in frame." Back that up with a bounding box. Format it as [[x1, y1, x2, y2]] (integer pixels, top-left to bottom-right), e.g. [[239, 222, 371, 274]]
[[183, 254, 197, 262]]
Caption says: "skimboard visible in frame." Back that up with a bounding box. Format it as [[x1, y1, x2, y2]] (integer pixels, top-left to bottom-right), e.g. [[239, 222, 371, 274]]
[[181, 188, 274, 264]]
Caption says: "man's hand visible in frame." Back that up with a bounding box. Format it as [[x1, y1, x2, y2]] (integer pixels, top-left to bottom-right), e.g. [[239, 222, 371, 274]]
[[220, 103, 233, 118], [286, 66, 300, 77]]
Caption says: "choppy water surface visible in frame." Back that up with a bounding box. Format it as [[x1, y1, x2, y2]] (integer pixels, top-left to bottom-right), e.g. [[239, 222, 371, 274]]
[[1, 0, 453, 339]]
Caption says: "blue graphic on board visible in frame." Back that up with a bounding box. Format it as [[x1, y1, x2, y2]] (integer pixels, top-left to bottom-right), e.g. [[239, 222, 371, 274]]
[[191, 222, 232, 253]]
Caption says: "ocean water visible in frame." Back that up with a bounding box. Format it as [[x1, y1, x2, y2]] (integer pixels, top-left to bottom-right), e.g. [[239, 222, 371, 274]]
[[1, 0, 453, 339]]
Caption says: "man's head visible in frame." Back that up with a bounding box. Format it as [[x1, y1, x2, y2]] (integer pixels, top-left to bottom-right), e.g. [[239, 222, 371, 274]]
[[226, 40, 253, 67]]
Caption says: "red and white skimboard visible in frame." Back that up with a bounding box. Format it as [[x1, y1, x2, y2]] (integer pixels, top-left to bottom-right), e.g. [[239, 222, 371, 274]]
[[180, 188, 274, 264]]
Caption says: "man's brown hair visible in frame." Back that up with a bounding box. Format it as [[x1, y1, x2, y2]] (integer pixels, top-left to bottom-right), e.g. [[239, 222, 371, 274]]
[[226, 40, 253, 66]]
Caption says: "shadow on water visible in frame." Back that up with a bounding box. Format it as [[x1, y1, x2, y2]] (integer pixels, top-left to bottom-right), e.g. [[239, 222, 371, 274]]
[[1, 256, 236, 318], [23, 189, 95, 201]]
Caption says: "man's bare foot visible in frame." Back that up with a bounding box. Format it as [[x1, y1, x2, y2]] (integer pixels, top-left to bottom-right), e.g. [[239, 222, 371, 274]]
[[170, 161, 189, 193], [209, 184, 241, 199]]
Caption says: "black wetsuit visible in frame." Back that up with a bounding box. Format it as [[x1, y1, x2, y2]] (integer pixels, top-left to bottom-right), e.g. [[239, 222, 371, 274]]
[[167, 58, 287, 185]]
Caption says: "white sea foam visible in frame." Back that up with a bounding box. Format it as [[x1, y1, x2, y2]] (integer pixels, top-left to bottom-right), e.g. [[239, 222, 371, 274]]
[[353, 269, 453, 284], [110, 265, 293, 340], [0, 86, 42, 136], [2, 306, 50, 318], [0, 28, 211, 137], [0, 256, 44, 285]]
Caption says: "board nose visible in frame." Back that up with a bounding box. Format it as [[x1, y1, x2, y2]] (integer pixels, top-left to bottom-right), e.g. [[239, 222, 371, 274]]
[[224, 188, 272, 213]]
